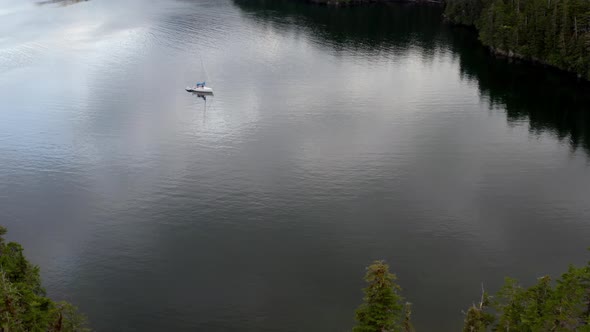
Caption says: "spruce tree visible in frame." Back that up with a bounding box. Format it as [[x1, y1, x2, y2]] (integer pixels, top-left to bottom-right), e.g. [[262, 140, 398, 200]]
[[353, 261, 404, 332], [0, 226, 88, 331]]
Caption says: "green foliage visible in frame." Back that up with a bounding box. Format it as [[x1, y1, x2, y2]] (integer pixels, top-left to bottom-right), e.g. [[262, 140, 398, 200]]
[[461, 264, 590, 331], [463, 289, 494, 332], [444, 0, 485, 26], [445, 0, 590, 79], [402, 302, 415, 332], [355, 256, 590, 332], [353, 261, 406, 332], [0, 227, 89, 332]]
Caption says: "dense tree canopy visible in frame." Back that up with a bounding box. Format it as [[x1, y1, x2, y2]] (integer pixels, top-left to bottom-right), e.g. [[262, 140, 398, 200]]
[[446, 0, 590, 79], [353, 261, 411, 332], [0, 227, 88, 332], [355, 258, 590, 331]]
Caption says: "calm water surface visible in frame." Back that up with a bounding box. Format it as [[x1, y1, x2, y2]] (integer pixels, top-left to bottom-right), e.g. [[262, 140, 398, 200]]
[[1, 0, 590, 331]]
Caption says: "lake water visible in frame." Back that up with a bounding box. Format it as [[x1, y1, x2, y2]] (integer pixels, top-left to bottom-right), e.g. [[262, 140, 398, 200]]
[[1, 0, 590, 331]]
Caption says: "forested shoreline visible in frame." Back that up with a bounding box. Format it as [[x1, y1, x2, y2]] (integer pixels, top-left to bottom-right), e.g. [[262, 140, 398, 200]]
[[2, 224, 589, 332], [354, 260, 590, 332], [445, 0, 590, 80], [0, 228, 88, 331], [298, 0, 590, 79]]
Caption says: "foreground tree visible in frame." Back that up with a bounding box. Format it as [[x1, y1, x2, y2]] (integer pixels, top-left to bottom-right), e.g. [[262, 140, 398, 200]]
[[462, 261, 590, 331], [355, 256, 590, 331], [462, 286, 493, 332], [353, 261, 406, 332], [0, 226, 89, 332]]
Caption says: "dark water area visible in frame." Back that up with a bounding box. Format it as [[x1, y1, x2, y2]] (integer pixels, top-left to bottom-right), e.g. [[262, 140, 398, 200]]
[[447, 27, 590, 155], [1, 0, 589, 331]]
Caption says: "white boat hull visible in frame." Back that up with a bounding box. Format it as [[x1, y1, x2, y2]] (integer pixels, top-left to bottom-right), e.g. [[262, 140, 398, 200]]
[[186, 86, 213, 94]]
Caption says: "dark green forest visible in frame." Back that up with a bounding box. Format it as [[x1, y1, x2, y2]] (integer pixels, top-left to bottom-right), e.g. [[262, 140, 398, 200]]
[[303, 0, 590, 79], [0, 227, 88, 332], [445, 0, 590, 79], [1, 229, 588, 331], [354, 260, 590, 332]]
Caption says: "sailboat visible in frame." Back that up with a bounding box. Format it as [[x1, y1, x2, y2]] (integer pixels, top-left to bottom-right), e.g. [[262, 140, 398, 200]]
[[186, 81, 213, 94], [186, 56, 213, 94]]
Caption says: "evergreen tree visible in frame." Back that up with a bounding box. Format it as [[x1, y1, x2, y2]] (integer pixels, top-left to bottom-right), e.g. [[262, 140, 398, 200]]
[[462, 287, 493, 332], [445, 0, 590, 79], [0, 226, 88, 332], [353, 261, 405, 332], [462, 261, 590, 331], [402, 302, 415, 332]]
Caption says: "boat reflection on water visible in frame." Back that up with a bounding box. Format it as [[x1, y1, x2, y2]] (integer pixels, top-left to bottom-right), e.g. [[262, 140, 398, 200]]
[[191, 92, 214, 113], [186, 89, 213, 101]]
